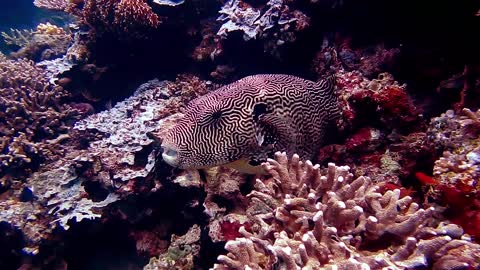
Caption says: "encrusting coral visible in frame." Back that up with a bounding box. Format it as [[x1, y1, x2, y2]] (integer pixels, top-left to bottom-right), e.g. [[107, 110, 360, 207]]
[[213, 152, 480, 269], [0, 57, 80, 177]]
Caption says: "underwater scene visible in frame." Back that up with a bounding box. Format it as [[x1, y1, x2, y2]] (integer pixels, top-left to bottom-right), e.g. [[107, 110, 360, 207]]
[[1, 0, 480, 269]]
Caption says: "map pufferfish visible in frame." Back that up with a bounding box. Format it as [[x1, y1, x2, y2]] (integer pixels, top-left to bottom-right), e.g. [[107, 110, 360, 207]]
[[160, 74, 340, 174]]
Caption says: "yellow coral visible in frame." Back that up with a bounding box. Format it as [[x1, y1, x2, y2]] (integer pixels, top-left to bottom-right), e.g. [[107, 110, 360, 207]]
[[35, 23, 66, 35]]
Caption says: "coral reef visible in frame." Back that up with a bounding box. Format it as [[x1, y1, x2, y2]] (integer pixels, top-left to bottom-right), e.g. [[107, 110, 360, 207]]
[[0, 57, 80, 178], [74, 75, 209, 184], [144, 225, 201, 270], [9, 23, 72, 61], [217, 0, 310, 57], [82, 0, 161, 39], [0, 159, 119, 254], [311, 39, 400, 78], [315, 70, 430, 185], [0, 75, 211, 255], [427, 108, 480, 238], [213, 152, 480, 269]]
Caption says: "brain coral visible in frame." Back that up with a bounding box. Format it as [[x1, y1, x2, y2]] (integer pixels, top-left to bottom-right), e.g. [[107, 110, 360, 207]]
[[0, 58, 80, 177]]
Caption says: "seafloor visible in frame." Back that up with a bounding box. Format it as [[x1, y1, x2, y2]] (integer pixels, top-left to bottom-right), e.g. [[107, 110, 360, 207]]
[[0, 0, 479, 269]]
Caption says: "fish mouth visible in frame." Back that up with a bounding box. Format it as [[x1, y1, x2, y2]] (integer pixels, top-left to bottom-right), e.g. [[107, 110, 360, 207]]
[[161, 144, 180, 167]]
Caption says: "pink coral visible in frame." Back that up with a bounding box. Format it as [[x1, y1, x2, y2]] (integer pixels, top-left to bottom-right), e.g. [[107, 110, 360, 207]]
[[213, 152, 480, 269]]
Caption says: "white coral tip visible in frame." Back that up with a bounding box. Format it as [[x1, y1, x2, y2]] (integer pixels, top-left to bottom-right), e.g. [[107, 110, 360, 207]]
[[368, 216, 378, 223], [354, 206, 363, 213], [313, 211, 323, 222], [302, 233, 309, 241], [282, 246, 292, 255]]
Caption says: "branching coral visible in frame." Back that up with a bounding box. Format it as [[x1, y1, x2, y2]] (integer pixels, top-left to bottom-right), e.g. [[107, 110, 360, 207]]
[[8, 23, 72, 61], [1, 28, 34, 47], [0, 58, 80, 177], [213, 152, 480, 269], [83, 0, 161, 39]]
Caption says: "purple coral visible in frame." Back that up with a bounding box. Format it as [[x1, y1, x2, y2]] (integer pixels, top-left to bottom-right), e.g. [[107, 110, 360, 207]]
[[213, 152, 480, 269]]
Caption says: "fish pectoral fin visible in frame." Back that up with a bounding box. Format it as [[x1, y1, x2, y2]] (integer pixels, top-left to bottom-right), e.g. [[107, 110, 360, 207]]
[[254, 113, 295, 147]]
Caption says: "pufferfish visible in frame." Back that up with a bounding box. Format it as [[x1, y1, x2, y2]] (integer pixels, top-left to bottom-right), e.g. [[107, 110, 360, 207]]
[[159, 74, 340, 174]]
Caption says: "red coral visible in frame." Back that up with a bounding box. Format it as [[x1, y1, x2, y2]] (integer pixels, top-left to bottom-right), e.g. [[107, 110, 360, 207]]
[[345, 127, 382, 152], [438, 184, 480, 240], [379, 182, 414, 198], [220, 220, 251, 241], [373, 85, 419, 127], [414, 172, 439, 186]]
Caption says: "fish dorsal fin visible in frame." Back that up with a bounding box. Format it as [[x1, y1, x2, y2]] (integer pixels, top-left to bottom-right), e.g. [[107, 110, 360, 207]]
[[252, 103, 295, 148]]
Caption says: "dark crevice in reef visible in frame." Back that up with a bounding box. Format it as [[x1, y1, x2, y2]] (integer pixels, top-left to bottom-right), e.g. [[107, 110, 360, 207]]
[[54, 219, 145, 270], [0, 222, 24, 270], [26, 181, 211, 270]]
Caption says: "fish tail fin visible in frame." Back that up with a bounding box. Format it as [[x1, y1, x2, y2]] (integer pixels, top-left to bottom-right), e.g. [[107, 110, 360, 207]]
[[315, 74, 341, 122]]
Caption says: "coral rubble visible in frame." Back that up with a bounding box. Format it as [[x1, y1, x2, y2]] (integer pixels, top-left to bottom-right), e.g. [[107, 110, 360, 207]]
[[213, 152, 480, 269]]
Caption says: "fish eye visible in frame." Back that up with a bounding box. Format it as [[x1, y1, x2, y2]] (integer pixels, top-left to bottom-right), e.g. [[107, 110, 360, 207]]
[[211, 110, 222, 120]]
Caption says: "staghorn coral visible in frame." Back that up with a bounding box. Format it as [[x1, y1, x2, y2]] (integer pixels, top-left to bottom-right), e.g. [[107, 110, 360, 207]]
[[9, 23, 72, 61], [0, 58, 80, 177], [217, 0, 310, 57], [1, 29, 34, 48], [213, 152, 480, 269], [83, 0, 161, 39]]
